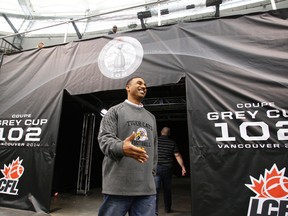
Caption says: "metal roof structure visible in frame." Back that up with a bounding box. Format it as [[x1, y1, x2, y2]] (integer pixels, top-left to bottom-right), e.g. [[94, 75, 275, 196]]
[[1, 0, 287, 50]]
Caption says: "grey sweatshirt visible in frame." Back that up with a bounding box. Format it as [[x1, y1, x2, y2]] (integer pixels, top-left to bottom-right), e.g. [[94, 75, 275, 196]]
[[98, 100, 158, 196]]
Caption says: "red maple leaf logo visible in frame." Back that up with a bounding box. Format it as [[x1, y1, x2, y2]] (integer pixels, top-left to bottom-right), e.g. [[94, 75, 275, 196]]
[[1, 157, 24, 180], [246, 164, 288, 198], [1, 165, 10, 179]]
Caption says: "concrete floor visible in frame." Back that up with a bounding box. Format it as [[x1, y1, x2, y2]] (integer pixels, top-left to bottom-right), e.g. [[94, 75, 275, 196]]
[[0, 176, 191, 216]]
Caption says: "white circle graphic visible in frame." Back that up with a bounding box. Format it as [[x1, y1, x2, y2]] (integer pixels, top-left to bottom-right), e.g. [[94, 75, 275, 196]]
[[98, 36, 144, 79]]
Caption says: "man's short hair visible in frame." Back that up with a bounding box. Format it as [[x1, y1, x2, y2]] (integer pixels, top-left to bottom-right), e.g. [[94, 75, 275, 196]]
[[126, 76, 144, 86]]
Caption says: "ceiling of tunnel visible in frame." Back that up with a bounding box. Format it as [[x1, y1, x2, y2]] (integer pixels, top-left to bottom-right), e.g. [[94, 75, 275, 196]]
[[71, 78, 187, 122], [1, 0, 287, 40]]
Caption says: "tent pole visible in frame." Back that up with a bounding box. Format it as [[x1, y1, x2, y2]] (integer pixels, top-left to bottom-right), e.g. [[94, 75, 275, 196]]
[[270, 0, 277, 10]]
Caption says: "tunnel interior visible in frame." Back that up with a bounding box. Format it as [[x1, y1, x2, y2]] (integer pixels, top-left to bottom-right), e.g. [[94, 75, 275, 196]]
[[52, 78, 190, 194]]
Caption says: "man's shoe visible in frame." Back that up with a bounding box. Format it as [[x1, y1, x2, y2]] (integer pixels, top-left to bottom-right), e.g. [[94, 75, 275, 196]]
[[165, 209, 171, 213]]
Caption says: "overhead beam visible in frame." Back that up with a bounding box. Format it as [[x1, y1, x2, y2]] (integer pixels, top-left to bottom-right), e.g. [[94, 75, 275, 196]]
[[142, 97, 186, 107], [18, 0, 34, 16], [2, 13, 19, 34], [70, 19, 82, 39], [1, 13, 23, 49]]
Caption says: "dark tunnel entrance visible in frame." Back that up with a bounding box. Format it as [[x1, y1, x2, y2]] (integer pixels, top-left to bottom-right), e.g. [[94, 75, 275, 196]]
[[52, 77, 190, 195]]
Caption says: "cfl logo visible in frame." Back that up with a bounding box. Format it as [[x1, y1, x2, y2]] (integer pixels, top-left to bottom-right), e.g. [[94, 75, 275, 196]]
[[0, 179, 19, 195], [0, 157, 24, 195], [248, 198, 288, 216], [246, 164, 288, 216]]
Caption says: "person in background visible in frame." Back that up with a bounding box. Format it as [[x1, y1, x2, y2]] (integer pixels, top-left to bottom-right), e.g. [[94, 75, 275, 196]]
[[155, 126, 186, 214], [37, 42, 44, 48], [108, 25, 118, 34], [97, 76, 158, 216]]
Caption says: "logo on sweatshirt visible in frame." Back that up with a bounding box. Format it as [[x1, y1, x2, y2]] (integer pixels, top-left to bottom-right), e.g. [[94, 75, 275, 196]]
[[98, 36, 143, 79], [135, 128, 148, 141], [246, 164, 288, 216]]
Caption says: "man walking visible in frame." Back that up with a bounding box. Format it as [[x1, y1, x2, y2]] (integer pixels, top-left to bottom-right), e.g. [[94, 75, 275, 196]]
[[155, 127, 186, 214]]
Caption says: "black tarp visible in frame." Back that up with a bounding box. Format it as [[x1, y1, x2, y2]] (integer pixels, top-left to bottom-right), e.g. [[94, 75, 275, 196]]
[[0, 9, 287, 215]]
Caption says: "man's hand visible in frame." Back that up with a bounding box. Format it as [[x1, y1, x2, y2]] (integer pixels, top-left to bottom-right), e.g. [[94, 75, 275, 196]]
[[182, 168, 187, 176], [123, 132, 149, 163]]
